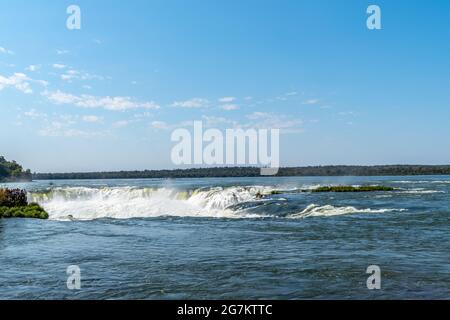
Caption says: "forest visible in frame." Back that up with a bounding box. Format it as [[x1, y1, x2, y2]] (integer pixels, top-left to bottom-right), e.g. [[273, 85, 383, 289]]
[[0, 156, 32, 182], [32, 165, 450, 180]]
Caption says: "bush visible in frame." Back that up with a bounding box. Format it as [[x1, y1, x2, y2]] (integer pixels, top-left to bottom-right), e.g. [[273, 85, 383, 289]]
[[0, 203, 48, 219], [311, 185, 394, 193], [0, 188, 49, 219], [0, 188, 28, 207]]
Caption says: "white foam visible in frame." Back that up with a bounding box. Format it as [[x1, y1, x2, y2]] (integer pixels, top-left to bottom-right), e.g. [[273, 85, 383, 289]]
[[393, 180, 450, 184], [397, 188, 445, 194], [30, 186, 408, 221], [30, 186, 274, 221], [289, 204, 407, 219]]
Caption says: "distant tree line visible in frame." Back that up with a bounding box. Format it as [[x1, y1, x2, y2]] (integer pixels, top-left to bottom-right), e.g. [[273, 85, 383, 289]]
[[0, 156, 32, 182], [32, 165, 450, 180]]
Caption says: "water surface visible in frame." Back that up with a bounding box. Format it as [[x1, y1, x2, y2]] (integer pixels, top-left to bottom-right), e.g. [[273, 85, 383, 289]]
[[0, 176, 449, 299]]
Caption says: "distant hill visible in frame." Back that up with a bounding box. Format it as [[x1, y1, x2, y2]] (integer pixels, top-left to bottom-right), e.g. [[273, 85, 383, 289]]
[[32, 165, 450, 180], [0, 156, 32, 182]]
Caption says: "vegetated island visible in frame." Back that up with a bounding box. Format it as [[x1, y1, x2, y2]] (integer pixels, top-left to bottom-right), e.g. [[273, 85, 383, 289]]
[[266, 185, 395, 196], [0, 156, 47, 219], [0, 156, 32, 182], [0, 188, 48, 219], [310, 185, 394, 192], [32, 165, 450, 180]]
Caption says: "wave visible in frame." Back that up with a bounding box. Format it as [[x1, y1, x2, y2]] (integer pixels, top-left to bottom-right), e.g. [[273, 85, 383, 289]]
[[289, 204, 407, 219], [392, 180, 450, 184], [397, 188, 445, 194], [30, 186, 279, 221], [29, 186, 407, 221]]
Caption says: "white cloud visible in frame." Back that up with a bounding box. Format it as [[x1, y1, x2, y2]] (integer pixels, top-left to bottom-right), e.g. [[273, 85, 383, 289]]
[[37, 116, 105, 138], [52, 63, 67, 69], [39, 125, 104, 138], [0, 73, 33, 94], [302, 99, 319, 105], [221, 104, 239, 111], [23, 109, 47, 120], [338, 111, 355, 116], [276, 91, 300, 101], [201, 115, 236, 127], [150, 120, 195, 131], [245, 112, 303, 133], [133, 112, 153, 119], [172, 98, 209, 108], [151, 121, 170, 130], [56, 49, 69, 55], [112, 120, 130, 128], [0, 46, 14, 55], [247, 112, 271, 120], [218, 97, 236, 103], [26, 65, 41, 72], [61, 69, 104, 82], [152, 113, 301, 134], [82, 115, 103, 123], [43, 90, 161, 111]]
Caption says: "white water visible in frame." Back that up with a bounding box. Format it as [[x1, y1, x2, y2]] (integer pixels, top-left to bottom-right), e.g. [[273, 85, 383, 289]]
[[30, 186, 276, 220], [30, 186, 407, 221], [289, 204, 407, 219]]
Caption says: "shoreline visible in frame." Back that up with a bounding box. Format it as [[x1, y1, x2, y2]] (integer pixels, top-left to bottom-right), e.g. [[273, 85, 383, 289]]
[[31, 165, 450, 181]]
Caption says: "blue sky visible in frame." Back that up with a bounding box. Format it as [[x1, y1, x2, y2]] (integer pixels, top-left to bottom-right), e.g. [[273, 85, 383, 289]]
[[1, 0, 450, 172]]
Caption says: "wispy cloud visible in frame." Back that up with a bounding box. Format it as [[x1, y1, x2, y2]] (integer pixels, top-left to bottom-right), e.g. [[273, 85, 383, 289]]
[[172, 98, 209, 108], [151, 121, 171, 130], [0, 73, 33, 94], [36, 114, 106, 138], [23, 109, 48, 120], [201, 115, 236, 127], [56, 49, 69, 55], [245, 112, 303, 133], [150, 120, 195, 131], [218, 97, 236, 103], [60, 69, 104, 82], [302, 99, 320, 105], [0, 46, 14, 55], [52, 63, 67, 69], [82, 115, 103, 123], [112, 120, 131, 128], [43, 90, 161, 111], [221, 104, 240, 111], [26, 65, 41, 72], [39, 124, 105, 138]]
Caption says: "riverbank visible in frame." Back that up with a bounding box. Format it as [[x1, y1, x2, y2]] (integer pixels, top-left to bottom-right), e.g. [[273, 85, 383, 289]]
[[32, 165, 450, 180]]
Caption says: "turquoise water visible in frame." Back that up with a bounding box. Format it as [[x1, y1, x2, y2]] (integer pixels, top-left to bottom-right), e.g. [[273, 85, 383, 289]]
[[0, 176, 449, 299]]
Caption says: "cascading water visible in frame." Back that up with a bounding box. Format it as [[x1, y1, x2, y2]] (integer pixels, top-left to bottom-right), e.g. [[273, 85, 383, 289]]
[[29, 185, 406, 221]]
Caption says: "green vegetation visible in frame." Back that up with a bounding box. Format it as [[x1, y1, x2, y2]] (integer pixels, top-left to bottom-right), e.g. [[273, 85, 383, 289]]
[[0, 203, 48, 219], [0, 188, 48, 219], [311, 185, 395, 193], [0, 156, 32, 182], [0, 188, 28, 206], [32, 165, 450, 180]]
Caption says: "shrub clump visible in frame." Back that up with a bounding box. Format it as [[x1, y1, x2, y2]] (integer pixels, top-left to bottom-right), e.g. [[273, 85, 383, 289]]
[[0, 203, 49, 219], [311, 185, 394, 193], [0, 188, 28, 207], [0, 188, 48, 219]]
